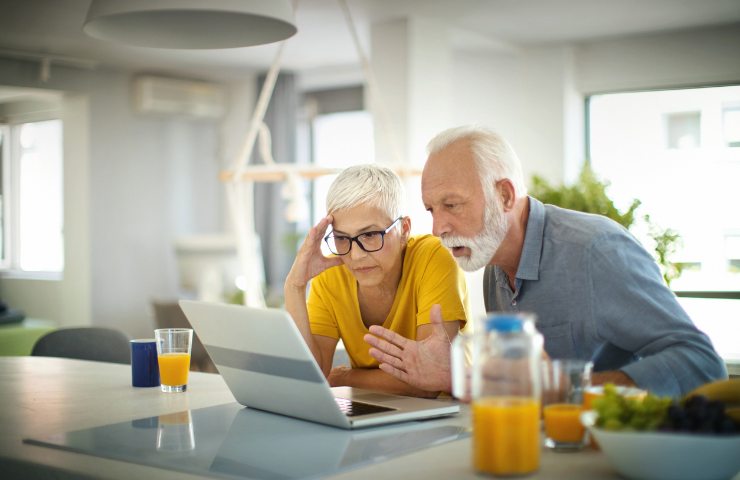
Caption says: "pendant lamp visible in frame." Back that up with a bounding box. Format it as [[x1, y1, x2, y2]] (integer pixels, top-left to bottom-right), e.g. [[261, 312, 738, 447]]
[[83, 0, 297, 49]]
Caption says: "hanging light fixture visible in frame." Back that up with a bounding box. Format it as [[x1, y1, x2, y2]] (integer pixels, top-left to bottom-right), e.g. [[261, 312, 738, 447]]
[[83, 0, 297, 49]]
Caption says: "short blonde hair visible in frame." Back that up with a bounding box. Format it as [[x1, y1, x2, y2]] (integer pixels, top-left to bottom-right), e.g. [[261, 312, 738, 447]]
[[326, 164, 404, 219]]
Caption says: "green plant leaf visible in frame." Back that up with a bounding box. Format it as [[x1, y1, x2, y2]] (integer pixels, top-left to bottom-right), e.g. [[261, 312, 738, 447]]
[[530, 165, 681, 285]]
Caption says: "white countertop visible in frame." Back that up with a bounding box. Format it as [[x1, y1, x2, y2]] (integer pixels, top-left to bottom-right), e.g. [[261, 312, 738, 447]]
[[0, 356, 726, 480]]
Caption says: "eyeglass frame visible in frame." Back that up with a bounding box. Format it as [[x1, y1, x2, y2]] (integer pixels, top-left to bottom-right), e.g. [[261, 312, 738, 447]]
[[323, 216, 404, 256]]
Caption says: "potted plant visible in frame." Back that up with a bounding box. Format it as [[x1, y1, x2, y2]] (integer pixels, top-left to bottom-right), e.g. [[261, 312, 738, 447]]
[[529, 165, 683, 286]]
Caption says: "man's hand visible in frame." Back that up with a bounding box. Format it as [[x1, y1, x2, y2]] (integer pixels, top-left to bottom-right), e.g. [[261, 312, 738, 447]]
[[364, 304, 452, 392]]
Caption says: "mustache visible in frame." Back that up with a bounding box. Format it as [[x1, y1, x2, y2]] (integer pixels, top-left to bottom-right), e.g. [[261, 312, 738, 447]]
[[440, 235, 475, 250]]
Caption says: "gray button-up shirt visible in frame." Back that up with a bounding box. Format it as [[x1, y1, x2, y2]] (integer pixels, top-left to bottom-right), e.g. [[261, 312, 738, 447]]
[[483, 197, 727, 397]]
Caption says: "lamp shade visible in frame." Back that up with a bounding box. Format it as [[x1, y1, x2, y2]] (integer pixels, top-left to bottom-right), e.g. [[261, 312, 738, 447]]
[[83, 0, 297, 49]]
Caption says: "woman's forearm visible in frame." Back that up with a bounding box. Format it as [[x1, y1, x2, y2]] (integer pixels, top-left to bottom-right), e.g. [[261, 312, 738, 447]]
[[328, 366, 440, 398], [283, 282, 329, 375]]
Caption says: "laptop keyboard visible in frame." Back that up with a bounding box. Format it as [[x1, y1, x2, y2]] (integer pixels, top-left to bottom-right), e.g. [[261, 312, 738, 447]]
[[335, 397, 396, 417]]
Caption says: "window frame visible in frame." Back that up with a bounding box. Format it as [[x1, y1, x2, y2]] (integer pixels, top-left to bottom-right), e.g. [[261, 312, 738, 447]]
[[585, 84, 740, 296], [0, 123, 10, 270]]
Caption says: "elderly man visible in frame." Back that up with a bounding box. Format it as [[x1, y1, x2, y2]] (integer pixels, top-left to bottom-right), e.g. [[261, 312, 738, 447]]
[[364, 125, 727, 397]]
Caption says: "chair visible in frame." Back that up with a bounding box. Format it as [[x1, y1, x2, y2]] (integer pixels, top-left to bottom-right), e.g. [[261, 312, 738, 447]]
[[31, 327, 131, 364], [151, 301, 218, 373]]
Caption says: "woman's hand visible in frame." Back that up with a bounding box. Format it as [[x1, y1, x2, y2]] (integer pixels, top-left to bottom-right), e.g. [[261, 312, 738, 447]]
[[286, 215, 343, 289]]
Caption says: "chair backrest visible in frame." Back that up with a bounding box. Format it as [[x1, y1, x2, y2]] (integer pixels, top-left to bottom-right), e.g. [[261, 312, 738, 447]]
[[31, 327, 131, 364]]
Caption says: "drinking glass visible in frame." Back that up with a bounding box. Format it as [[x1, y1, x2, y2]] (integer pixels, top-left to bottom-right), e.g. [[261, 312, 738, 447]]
[[541, 359, 592, 451], [155, 328, 193, 393]]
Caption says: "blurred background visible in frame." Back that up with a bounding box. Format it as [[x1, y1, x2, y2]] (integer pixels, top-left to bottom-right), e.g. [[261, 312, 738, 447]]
[[0, 0, 738, 370]]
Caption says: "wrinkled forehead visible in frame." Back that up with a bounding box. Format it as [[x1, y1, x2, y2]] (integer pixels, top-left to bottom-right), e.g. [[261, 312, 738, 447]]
[[422, 141, 480, 201], [330, 203, 390, 233]]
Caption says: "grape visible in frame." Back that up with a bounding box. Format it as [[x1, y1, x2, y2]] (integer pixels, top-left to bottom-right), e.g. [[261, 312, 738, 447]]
[[593, 384, 671, 431], [591, 384, 739, 436], [660, 394, 739, 435]]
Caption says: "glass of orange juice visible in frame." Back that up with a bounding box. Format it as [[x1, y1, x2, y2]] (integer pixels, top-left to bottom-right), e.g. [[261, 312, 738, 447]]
[[155, 328, 193, 393], [541, 359, 592, 451]]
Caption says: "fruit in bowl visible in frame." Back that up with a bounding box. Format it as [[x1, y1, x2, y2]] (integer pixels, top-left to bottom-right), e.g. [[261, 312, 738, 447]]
[[581, 381, 740, 480]]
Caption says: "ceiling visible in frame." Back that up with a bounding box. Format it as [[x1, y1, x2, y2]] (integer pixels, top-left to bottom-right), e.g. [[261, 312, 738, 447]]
[[1, 0, 740, 82]]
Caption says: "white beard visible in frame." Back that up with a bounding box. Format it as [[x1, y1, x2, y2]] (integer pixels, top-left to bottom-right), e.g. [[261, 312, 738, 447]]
[[441, 196, 508, 272]]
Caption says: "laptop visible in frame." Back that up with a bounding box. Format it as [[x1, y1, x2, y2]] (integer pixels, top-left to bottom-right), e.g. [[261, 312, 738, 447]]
[[179, 299, 460, 429]]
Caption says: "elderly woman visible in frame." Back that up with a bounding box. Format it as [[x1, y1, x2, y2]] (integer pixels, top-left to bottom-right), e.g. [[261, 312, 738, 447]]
[[284, 164, 468, 397]]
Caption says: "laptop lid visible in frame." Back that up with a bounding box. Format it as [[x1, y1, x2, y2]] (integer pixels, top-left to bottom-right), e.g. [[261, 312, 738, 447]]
[[178, 300, 459, 429]]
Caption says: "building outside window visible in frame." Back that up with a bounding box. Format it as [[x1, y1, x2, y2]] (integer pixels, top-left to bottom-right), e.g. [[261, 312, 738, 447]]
[[588, 84, 740, 364]]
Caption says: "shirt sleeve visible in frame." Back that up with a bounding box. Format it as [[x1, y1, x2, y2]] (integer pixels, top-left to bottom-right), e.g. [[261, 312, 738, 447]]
[[415, 242, 469, 328], [587, 231, 727, 396], [306, 276, 340, 340]]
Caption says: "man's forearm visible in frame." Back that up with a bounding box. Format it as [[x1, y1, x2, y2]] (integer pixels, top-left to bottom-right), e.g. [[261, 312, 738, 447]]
[[590, 370, 636, 388]]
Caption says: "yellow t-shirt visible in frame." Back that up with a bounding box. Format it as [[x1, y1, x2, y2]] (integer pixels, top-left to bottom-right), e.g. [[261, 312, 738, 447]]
[[307, 234, 469, 368]]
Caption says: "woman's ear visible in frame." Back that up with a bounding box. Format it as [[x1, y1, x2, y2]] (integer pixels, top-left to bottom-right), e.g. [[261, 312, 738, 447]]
[[401, 216, 412, 242]]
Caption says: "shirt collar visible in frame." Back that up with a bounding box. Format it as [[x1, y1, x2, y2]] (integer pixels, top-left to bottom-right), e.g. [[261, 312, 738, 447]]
[[516, 196, 544, 281]]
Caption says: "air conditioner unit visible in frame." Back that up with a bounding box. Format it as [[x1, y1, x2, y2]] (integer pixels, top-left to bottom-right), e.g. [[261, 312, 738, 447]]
[[133, 75, 226, 119]]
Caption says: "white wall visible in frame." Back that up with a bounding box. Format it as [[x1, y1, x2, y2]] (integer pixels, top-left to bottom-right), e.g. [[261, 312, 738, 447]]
[[0, 58, 242, 338], [370, 17, 454, 237], [88, 70, 225, 337], [449, 24, 740, 189], [450, 46, 576, 188]]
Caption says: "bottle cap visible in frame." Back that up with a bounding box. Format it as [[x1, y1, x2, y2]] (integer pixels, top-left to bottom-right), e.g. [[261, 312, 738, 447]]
[[485, 314, 524, 332]]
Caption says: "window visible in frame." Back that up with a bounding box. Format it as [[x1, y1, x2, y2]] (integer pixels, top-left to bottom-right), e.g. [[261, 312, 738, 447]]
[[723, 105, 740, 147], [665, 111, 701, 149], [587, 85, 740, 362], [301, 86, 374, 254], [311, 110, 374, 224], [0, 119, 64, 274]]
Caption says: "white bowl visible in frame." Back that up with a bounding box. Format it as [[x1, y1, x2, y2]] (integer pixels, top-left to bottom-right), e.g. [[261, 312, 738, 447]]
[[581, 411, 740, 480]]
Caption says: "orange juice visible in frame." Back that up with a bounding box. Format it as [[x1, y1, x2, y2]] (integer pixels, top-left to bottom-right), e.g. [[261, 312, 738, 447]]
[[472, 396, 540, 476], [157, 352, 191, 386], [543, 403, 585, 443]]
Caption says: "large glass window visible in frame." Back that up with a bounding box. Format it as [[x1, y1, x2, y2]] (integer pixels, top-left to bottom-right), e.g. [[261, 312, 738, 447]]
[[311, 110, 374, 224], [300, 86, 374, 255], [0, 125, 7, 268], [588, 85, 740, 362], [0, 119, 64, 274]]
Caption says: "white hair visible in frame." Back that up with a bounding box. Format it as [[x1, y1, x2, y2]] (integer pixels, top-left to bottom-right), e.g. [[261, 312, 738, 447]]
[[326, 164, 404, 219], [426, 125, 528, 199]]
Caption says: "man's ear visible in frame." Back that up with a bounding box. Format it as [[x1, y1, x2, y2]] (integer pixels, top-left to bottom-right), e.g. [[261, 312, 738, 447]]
[[497, 179, 516, 210]]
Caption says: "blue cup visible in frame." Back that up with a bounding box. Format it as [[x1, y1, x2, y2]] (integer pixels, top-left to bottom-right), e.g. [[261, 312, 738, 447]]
[[131, 339, 160, 387]]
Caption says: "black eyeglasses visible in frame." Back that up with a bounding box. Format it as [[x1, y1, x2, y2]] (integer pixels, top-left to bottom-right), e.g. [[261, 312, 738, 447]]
[[324, 217, 403, 256]]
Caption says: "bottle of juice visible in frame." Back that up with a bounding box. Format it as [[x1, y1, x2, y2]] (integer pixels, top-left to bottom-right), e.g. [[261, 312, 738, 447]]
[[471, 313, 543, 477]]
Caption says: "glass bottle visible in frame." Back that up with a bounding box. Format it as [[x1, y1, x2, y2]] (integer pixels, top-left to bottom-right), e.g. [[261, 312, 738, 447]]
[[470, 312, 543, 477]]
